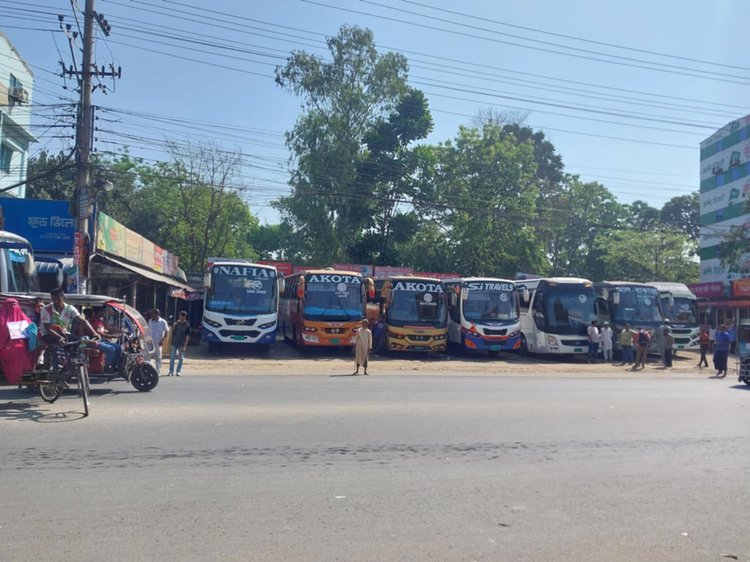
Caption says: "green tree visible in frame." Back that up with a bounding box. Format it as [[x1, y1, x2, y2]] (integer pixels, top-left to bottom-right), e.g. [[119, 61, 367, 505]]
[[595, 229, 699, 282], [275, 25, 411, 263], [545, 177, 625, 279], [426, 122, 545, 277], [660, 192, 700, 242]]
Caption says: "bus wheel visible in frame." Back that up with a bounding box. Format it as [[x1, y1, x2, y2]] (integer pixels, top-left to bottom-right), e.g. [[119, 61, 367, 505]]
[[519, 334, 529, 356]]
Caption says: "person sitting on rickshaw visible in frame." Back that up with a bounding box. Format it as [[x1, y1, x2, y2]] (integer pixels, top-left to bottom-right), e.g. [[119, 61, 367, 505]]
[[85, 307, 122, 370]]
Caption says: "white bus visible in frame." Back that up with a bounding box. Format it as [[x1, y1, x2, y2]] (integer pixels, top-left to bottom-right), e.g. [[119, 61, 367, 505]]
[[444, 277, 522, 355], [515, 277, 596, 355], [648, 282, 699, 351], [201, 259, 283, 351]]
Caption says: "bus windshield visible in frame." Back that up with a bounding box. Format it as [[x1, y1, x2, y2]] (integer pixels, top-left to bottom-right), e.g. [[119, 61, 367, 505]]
[[206, 269, 277, 315], [660, 296, 698, 324], [539, 285, 595, 335], [388, 285, 446, 327], [2, 247, 36, 292], [303, 276, 364, 321], [462, 283, 517, 323], [613, 286, 662, 324]]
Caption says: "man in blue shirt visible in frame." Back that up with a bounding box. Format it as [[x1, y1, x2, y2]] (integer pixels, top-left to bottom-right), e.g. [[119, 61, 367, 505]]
[[713, 324, 731, 377]]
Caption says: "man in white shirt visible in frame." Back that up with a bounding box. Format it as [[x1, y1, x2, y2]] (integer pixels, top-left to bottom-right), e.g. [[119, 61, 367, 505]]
[[148, 308, 169, 374], [600, 321, 614, 362], [40, 288, 81, 345], [587, 320, 600, 363]]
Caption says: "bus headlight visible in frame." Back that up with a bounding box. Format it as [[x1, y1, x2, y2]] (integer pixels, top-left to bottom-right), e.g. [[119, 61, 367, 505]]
[[302, 326, 318, 332], [203, 318, 221, 328], [388, 331, 406, 339], [433, 333, 447, 340], [547, 335, 558, 346], [259, 321, 276, 330]]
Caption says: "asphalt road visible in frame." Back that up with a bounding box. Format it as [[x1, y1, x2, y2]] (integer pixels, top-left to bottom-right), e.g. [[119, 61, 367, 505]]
[[1, 374, 749, 561]]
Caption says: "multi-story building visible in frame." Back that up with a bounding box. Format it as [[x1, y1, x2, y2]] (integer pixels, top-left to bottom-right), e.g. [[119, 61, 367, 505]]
[[0, 31, 34, 198], [693, 113, 750, 330]]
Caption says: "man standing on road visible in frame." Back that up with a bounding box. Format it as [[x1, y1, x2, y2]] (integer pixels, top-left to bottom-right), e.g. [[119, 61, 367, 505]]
[[713, 324, 730, 377], [697, 326, 710, 368], [587, 320, 600, 364], [655, 318, 672, 364], [632, 327, 651, 371], [168, 311, 190, 377], [148, 308, 169, 375], [600, 321, 613, 362], [618, 323, 634, 365], [352, 319, 373, 376], [662, 329, 674, 369]]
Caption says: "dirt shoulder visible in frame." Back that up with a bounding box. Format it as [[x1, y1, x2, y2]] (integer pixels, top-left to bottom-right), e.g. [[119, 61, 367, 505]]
[[178, 344, 733, 379]]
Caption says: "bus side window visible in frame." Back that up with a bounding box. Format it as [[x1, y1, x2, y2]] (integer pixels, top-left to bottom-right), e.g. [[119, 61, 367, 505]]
[[532, 292, 545, 330]]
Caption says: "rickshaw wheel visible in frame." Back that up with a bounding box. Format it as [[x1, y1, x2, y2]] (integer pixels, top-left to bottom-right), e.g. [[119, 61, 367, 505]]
[[39, 383, 62, 403], [131, 364, 159, 392]]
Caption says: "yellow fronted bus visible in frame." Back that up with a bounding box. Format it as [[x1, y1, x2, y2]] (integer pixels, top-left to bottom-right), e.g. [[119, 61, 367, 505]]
[[375, 276, 448, 352]]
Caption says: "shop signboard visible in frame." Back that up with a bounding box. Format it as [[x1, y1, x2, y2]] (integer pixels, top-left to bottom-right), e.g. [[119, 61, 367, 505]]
[[731, 279, 750, 298], [153, 246, 164, 272], [125, 228, 143, 264], [141, 239, 155, 270], [688, 281, 726, 298], [0, 199, 76, 253], [96, 212, 126, 256]]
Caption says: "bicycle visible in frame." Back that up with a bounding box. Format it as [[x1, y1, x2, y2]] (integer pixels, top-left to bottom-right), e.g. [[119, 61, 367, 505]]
[[35, 338, 95, 417]]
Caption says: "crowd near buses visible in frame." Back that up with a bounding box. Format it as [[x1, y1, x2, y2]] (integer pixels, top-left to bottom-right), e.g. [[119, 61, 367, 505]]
[[198, 257, 705, 362]]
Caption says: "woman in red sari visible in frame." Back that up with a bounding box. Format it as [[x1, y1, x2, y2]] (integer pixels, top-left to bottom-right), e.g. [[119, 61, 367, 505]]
[[0, 299, 33, 385]]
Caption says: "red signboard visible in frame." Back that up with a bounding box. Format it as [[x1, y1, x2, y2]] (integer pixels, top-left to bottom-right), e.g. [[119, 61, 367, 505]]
[[688, 282, 725, 298], [415, 272, 461, 280], [731, 278, 750, 297], [258, 260, 294, 277], [333, 263, 373, 276], [373, 266, 413, 278], [292, 265, 322, 274]]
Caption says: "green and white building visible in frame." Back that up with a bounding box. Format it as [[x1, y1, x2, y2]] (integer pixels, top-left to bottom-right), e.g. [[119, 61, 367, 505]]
[[699, 113, 750, 283]]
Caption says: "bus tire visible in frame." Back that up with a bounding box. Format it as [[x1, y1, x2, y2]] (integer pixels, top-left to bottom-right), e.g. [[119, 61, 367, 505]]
[[519, 334, 529, 356]]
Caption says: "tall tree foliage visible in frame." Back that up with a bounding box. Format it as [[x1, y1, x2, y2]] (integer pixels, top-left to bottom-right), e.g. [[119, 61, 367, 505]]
[[274, 25, 411, 263], [425, 122, 545, 277]]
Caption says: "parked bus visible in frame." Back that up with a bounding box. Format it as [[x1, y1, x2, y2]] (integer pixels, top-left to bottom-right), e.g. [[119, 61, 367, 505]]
[[648, 281, 699, 351], [595, 281, 663, 352], [375, 276, 447, 352], [202, 259, 282, 351], [516, 277, 595, 355], [0, 230, 37, 293], [443, 277, 522, 355], [281, 269, 372, 347]]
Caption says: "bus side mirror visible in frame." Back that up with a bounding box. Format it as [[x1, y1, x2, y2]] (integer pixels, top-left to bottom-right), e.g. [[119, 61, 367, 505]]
[[450, 293, 457, 307], [57, 268, 64, 287], [522, 288, 529, 302], [203, 272, 211, 288], [297, 278, 305, 299], [668, 296, 674, 307], [279, 278, 285, 294], [460, 288, 468, 301], [366, 278, 375, 300], [24, 253, 35, 276], [613, 292, 620, 305]]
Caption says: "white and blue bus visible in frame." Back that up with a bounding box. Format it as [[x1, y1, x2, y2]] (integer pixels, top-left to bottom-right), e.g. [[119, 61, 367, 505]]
[[444, 277, 522, 355], [516, 277, 596, 355], [201, 259, 283, 351]]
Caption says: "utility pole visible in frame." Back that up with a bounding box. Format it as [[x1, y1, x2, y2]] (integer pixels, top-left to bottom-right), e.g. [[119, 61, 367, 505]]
[[73, 0, 95, 294], [61, 0, 118, 294]]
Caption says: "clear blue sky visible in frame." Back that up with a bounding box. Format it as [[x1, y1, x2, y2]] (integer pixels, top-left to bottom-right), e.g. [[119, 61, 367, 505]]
[[3, 0, 749, 223]]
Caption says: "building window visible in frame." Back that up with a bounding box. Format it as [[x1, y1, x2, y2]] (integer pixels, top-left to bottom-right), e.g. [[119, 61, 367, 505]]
[[0, 144, 12, 173]]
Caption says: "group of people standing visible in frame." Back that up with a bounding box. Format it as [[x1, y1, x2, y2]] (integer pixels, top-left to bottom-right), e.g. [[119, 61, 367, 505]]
[[697, 324, 731, 377], [146, 308, 191, 377], [588, 319, 676, 370]]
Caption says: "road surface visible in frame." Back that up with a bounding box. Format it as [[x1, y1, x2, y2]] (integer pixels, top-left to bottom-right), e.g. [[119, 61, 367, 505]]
[[1, 373, 748, 561]]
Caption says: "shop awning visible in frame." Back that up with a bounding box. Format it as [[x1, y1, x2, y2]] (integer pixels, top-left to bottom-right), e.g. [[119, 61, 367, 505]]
[[93, 253, 196, 293]]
